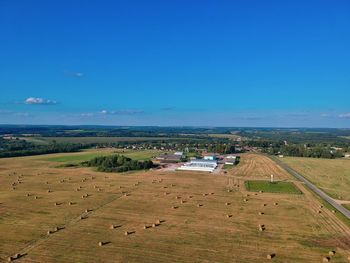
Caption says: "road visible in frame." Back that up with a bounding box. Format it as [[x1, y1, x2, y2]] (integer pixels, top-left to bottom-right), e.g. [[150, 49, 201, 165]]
[[272, 156, 350, 220]]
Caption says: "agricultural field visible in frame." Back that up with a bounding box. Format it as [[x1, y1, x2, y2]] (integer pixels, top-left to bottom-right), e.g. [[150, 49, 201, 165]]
[[0, 153, 349, 262], [22, 136, 188, 144], [280, 157, 350, 201], [229, 153, 291, 181], [245, 181, 302, 194]]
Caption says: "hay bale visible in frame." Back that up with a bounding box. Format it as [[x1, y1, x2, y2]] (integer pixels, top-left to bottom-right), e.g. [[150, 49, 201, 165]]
[[262, 203, 267, 207], [47, 230, 52, 235], [226, 214, 232, 218], [266, 254, 275, 259], [329, 251, 336, 256], [124, 231, 132, 236], [98, 241, 104, 246], [69, 202, 73, 205], [258, 212, 264, 215], [243, 199, 248, 202], [322, 257, 330, 262], [34, 196, 38, 199], [258, 224, 265, 231], [156, 219, 161, 224], [319, 205, 324, 209], [175, 196, 181, 199], [197, 204, 203, 207], [47, 190, 51, 193], [152, 223, 160, 227], [227, 189, 232, 193], [85, 209, 92, 212], [274, 202, 278, 206], [164, 192, 169, 195], [54, 202, 59, 206], [188, 195, 193, 198], [318, 210, 322, 214], [332, 210, 336, 213], [181, 200, 185, 204], [225, 202, 231, 206], [172, 206, 178, 209], [259, 190, 263, 193]]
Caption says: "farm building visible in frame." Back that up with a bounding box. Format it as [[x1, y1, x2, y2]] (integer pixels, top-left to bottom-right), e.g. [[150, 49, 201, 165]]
[[156, 153, 184, 163], [177, 159, 218, 172], [203, 155, 217, 161]]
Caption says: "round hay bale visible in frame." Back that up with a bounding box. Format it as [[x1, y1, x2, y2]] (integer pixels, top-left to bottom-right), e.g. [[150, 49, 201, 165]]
[[258, 212, 264, 215], [322, 257, 330, 262], [110, 225, 115, 229], [156, 219, 161, 224], [47, 190, 51, 193], [262, 203, 267, 207], [266, 254, 275, 259], [329, 251, 336, 256], [124, 231, 130, 236], [243, 199, 248, 202], [143, 225, 147, 229], [54, 202, 59, 206], [332, 210, 336, 213], [98, 241, 103, 246], [7, 256, 13, 262], [259, 190, 263, 193], [47, 230, 52, 235], [34, 196, 38, 199], [226, 214, 232, 218], [227, 189, 232, 193], [274, 202, 278, 206], [225, 202, 231, 206], [197, 204, 203, 207]]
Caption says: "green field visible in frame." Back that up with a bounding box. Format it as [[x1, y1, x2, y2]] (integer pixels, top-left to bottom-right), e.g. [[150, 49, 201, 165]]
[[24, 136, 192, 144], [280, 157, 350, 200], [44, 149, 162, 164], [245, 180, 302, 194]]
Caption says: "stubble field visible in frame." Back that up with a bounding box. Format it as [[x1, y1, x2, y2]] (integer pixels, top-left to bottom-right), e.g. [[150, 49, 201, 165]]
[[0, 152, 349, 262]]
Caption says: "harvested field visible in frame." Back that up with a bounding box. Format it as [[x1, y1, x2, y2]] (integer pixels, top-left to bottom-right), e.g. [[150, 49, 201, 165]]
[[0, 153, 349, 262], [229, 153, 291, 180], [280, 157, 350, 200]]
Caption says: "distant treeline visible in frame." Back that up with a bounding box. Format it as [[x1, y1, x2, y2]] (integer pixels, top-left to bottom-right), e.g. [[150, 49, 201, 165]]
[[245, 140, 347, 159], [83, 154, 155, 173], [0, 138, 89, 158]]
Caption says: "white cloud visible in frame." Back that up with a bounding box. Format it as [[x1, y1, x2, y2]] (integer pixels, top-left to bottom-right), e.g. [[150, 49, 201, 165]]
[[25, 97, 57, 105], [80, 112, 94, 117], [64, 71, 84, 78], [100, 109, 144, 115], [338, 113, 350, 119]]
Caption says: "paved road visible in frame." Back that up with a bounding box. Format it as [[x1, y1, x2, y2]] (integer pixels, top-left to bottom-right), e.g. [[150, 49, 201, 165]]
[[272, 156, 350, 220]]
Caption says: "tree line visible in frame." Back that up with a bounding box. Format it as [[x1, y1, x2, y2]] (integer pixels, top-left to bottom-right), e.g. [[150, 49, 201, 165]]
[[83, 154, 155, 173]]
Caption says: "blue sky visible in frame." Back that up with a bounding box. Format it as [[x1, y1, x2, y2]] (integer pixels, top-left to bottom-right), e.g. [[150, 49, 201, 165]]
[[1, 0, 350, 127]]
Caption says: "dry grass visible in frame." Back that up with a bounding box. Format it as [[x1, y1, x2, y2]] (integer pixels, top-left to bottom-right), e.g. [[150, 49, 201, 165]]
[[280, 157, 350, 200], [0, 153, 349, 262]]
